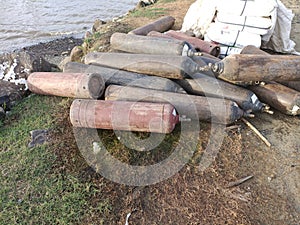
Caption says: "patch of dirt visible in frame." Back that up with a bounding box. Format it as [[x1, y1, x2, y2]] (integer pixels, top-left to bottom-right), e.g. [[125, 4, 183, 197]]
[[37, 0, 300, 224]]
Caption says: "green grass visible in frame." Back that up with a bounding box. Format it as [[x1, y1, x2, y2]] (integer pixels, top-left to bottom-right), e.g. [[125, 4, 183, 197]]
[[0, 95, 110, 224], [130, 7, 168, 18]]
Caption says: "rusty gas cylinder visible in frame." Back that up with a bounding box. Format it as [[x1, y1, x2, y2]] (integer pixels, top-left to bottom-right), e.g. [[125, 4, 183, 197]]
[[176, 73, 271, 114], [280, 81, 300, 92], [105, 85, 248, 124], [147, 31, 219, 59], [110, 32, 196, 56], [241, 45, 300, 115], [63, 62, 186, 93], [84, 52, 202, 79], [249, 82, 300, 115], [165, 30, 220, 57], [128, 16, 175, 35], [211, 54, 300, 83], [27, 72, 105, 99], [70, 99, 179, 133]]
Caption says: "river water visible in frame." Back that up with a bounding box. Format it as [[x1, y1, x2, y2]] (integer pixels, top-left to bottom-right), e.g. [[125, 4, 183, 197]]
[[0, 0, 138, 53]]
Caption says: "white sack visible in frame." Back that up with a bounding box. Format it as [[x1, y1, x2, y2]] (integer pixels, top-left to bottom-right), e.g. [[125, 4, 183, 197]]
[[216, 0, 277, 17], [216, 13, 273, 35], [181, 0, 217, 38], [205, 22, 262, 48], [262, 0, 299, 54]]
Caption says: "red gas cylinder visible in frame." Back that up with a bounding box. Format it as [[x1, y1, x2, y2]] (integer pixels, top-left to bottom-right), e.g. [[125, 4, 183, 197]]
[[70, 99, 179, 134]]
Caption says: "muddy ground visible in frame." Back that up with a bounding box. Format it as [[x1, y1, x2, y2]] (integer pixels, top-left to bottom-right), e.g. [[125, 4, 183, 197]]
[[24, 0, 300, 224]]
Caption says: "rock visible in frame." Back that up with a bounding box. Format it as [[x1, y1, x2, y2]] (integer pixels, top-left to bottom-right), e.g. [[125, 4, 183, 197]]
[[92, 19, 106, 33], [70, 46, 84, 63], [0, 80, 24, 107], [85, 31, 92, 39], [137, 0, 157, 8], [0, 51, 52, 91], [59, 56, 71, 71], [0, 107, 5, 121], [28, 129, 49, 148]]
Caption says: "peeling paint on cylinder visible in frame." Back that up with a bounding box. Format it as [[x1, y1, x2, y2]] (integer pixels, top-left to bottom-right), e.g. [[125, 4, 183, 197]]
[[27, 72, 105, 99], [84, 52, 200, 79], [110, 32, 194, 56], [128, 16, 175, 35], [70, 99, 179, 133], [212, 54, 300, 83], [105, 85, 246, 124]]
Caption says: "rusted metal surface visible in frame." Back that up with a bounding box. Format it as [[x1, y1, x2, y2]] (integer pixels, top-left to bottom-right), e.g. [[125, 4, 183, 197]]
[[63, 62, 186, 93], [105, 85, 247, 124], [27, 72, 105, 99], [176, 73, 271, 114], [249, 82, 300, 115], [84, 52, 201, 79], [212, 54, 300, 83], [70, 99, 179, 133], [165, 30, 221, 57], [241, 45, 300, 115], [240, 45, 269, 55], [110, 32, 194, 56], [147, 31, 222, 59], [128, 16, 175, 35], [280, 81, 300, 92]]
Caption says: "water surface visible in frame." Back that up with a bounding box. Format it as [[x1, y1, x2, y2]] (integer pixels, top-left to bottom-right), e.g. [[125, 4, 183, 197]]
[[0, 0, 138, 53]]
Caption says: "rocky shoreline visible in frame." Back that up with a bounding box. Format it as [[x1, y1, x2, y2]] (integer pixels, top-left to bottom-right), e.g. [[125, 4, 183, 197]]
[[0, 36, 84, 117]]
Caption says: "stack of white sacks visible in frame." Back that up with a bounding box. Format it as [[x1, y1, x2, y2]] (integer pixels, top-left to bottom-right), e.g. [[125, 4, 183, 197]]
[[181, 0, 298, 57]]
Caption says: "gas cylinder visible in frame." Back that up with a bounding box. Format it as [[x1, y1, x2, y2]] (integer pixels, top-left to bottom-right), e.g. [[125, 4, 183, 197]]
[[70, 99, 179, 133], [249, 82, 300, 116], [147, 30, 221, 57], [27, 72, 105, 99], [63, 62, 186, 93], [128, 16, 175, 35], [84, 52, 204, 79], [210, 54, 300, 83], [105, 85, 249, 124], [280, 81, 300, 92], [164, 30, 221, 57], [176, 73, 272, 114], [241, 45, 300, 115], [110, 32, 196, 56]]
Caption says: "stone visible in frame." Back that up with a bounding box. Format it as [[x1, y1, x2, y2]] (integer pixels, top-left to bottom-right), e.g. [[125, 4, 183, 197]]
[[0, 107, 5, 122], [0, 51, 52, 91], [59, 56, 71, 71], [137, 0, 157, 8], [28, 129, 49, 148], [70, 46, 84, 63], [92, 19, 106, 33], [0, 80, 24, 107]]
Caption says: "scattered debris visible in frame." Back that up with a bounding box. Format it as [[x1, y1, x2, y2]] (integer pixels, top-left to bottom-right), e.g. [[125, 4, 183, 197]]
[[242, 118, 271, 147], [227, 175, 254, 188], [28, 129, 49, 148]]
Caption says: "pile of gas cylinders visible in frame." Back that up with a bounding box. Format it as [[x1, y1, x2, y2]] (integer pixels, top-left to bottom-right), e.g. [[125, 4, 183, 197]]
[[27, 16, 300, 134]]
